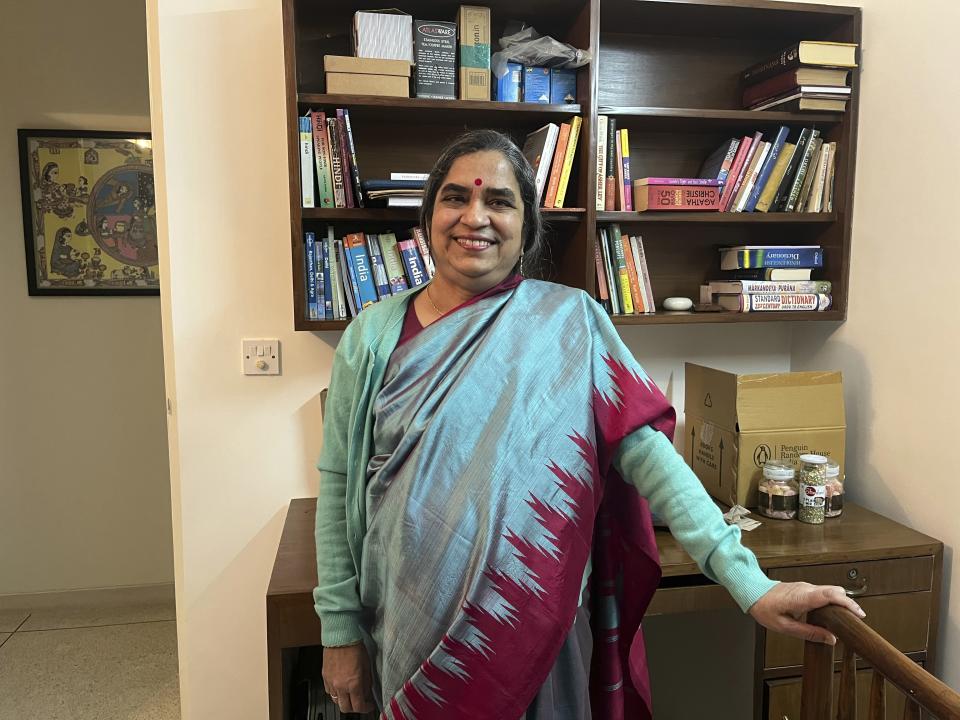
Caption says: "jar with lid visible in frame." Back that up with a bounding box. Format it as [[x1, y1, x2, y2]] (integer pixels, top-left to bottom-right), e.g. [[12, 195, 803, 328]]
[[825, 460, 844, 518], [757, 461, 798, 520], [798, 454, 828, 524]]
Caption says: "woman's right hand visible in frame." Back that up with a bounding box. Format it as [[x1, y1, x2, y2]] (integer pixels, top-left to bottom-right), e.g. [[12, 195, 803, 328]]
[[322, 643, 374, 714]]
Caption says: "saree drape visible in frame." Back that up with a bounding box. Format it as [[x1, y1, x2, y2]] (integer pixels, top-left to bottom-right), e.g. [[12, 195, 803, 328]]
[[358, 280, 675, 719]]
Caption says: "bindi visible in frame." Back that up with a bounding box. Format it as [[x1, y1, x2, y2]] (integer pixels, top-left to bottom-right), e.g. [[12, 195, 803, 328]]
[[474, 177, 483, 186]]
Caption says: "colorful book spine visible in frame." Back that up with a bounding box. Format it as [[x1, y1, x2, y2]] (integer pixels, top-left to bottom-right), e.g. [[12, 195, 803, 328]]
[[722, 131, 762, 212], [334, 112, 355, 208], [721, 293, 833, 312], [311, 111, 334, 208], [720, 246, 823, 270], [543, 121, 571, 208], [398, 238, 428, 287], [720, 136, 753, 204], [304, 231, 318, 319], [378, 232, 410, 294], [620, 128, 633, 212], [784, 130, 821, 212], [595, 115, 608, 211], [639, 177, 723, 186], [335, 239, 358, 317], [366, 234, 391, 299], [327, 229, 345, 320], [734, 141, 770, 212], [608, 224, 634, 314], [313, 239, 324, 321], [634, 184, 721, 211], [628, 235, 654, 313], [716, 140, 741, 186], [593, 235, 610, 311], [745, 126, 790, 212], [343, 233, 378, 309], [604, 118, 617, 211], [341, 108, 364, 207], [755, 143, 796, 213], [326, 118, 346, 208], [620, 232, 643, 312], [795, 139, 823, 211], [614, 130, 624, 210], [299, 116, 314, 208], [772, 128, 811, 212], [709, 279, 831, 294], [554, 115, 582, 208], [599, 228, 620, 315], [320, 236, 333, 319], [411, 226, 435, 277]]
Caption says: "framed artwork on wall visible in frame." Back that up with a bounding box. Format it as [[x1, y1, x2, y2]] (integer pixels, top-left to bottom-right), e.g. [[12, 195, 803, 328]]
[[17, 129, 158, 296]]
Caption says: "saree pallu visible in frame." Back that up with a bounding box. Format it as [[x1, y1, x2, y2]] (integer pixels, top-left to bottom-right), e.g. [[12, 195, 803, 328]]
[[359, 280, 675, 719]]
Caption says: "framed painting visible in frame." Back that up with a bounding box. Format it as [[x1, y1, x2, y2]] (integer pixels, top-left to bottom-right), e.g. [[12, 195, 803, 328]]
[[18, 129, 158, 295]]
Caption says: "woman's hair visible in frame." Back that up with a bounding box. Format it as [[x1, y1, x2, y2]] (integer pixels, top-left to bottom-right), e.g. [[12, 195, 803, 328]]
[[42, 162, 58, 182], [419, 129, 545, 275], [55, 227, 71, 243]]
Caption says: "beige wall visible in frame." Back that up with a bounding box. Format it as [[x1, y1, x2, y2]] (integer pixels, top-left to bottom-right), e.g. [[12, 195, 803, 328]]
[[792, 0, 960, 690], [0, 1, 172, 595]]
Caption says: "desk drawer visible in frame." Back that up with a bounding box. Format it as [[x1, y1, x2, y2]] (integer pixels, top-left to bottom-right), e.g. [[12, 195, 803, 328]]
[[768, 556, 933, 597], [764, 592, 931, 669]]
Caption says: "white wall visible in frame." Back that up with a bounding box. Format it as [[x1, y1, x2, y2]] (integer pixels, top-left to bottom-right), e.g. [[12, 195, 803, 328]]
[[0, 0, 172, 595], [792, 0, 960, 689]]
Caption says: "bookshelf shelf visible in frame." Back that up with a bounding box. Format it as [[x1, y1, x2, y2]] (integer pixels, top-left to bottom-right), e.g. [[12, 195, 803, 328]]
[[596, 212, 837, 224], [599, 106, 843, 127], [611, 310, 844, 326], [298, 94, 582, 122], [304, 207, 587, 223]]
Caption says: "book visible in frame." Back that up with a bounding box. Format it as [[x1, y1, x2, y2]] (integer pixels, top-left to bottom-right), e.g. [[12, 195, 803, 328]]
[[390, 172, 430, 181], [722, 131, 762, 211], [340, 109, 365, 207], [361, 179, 427, 191], [386, 197, 423, 207], [550, 68, 577, 104], [335, 113, 355, 208], [708, 279, 832, 295], [311, 111, 334, 208], [751, 93, 847, 113], [637, 177, 723, 186], [411, 226, 435, 278], [824, 142, 837, 212], [755, 142, 795, 213], [741, 41, 858, 85], [608, 224, 633, 314], [313, 238, 325, 321], [698, 138, 741, 184], [718, 267, 813, 281], [605, 118, 617, 210], [304, 231, 318, 319], [377, 232, 409, 294], [620, 232, 643, 312], [327, 228, 345, 320], [595, 115, 608, 211], [593, 235, 610, 311], [343, 233, 378, 309], [745, 126, 790, 212], [320, 237, 333, 319], [742, 67, 850, 108], [795, 138, 824, 211], [398, 238, 428, 287], [366, 234, 391, 299], [720, 136, 753, 206], [784, 131, 821, 212], [326, 117, 346, 208], [634, 183, 721, 211], [543, 121, 571, 208], [554, 115, 582, 208], [719, 245, 823, 270], [620, 128, 633, 211], [733, 141, 770, 212], [771, 128, 812, 212], [614, 129, 624, 211], [805, 141, 833, 213], [336, 239, 358, 317], [299, 116, 315, 208], [521, 123, 560, 206], [631, 234, 656, 313], [715, 292, 833, 312], [599, 228, 620, 314]]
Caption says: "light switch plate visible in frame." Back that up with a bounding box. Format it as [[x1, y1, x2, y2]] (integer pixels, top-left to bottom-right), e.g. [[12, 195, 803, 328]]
[[242, 338, 280, 375]]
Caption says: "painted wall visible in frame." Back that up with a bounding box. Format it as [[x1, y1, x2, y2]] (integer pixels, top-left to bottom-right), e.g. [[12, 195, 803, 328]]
[[0, 0, 172, 595]]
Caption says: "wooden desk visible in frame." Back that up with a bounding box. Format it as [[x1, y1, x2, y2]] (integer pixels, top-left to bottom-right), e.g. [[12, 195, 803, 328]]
[[267, 499, 942, 720]]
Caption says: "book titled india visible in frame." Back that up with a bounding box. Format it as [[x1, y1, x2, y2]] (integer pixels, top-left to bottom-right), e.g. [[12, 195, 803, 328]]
[[398, 238, 428, 287], [719, 245, 823, 271], [411, 226, 435, 277], [310, 111, 334, 208], [320, 236, 333, 319], [304, 231, 318, 319], [378, 232, 410, 293], [716, 292, 832, 312], [634, 183, 721, 212], [343, 233, 378, 309]]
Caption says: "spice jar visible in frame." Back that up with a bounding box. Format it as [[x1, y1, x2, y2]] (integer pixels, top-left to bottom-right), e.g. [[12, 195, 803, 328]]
[[825, 460, 844, 518], [798, 454, 828, 524], [757, 461, 798, 520]]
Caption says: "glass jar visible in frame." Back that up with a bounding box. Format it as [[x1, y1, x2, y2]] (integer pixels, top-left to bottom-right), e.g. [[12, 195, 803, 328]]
[[825, 460, 844, 518], [757, 461, 798, 520], [798, 454, 828, 524]]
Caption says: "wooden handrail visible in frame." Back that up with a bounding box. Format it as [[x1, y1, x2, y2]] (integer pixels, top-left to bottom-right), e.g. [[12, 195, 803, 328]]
[[800, 605, 960, 720]]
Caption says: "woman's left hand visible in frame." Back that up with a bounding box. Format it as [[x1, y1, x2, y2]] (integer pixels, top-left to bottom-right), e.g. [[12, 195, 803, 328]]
[[748, 581, 867, 645]]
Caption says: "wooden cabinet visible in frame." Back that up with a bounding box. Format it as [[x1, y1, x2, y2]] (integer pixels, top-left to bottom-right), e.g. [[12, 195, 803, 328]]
[[767, 668, 915, 720], [282, 0, 861, 331]]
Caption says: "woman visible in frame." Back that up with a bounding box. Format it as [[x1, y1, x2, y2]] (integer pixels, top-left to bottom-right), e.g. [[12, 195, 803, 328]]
[[315, 130, 863, 719]]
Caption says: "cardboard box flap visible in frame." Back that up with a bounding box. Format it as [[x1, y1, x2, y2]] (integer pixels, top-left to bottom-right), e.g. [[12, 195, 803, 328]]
[[684, 363, 739, 430], [736, 371, 845, 431]]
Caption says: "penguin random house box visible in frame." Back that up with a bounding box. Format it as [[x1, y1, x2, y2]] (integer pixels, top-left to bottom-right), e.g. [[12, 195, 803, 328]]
[[683, 363, 846, 508], [457, 5, 491, 100], [414, 20, 457, 99]]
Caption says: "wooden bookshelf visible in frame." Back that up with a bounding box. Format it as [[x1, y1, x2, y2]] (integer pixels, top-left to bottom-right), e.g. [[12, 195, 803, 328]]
[[284, 0, 860, 332]]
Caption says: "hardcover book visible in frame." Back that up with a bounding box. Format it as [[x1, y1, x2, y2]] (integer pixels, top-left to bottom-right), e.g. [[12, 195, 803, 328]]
[[522, 123, 560, 206], [398, 238, 428, 287], [304, 231, 318, 319], [634, 183, 721, 212], [299, 116, 314, 208], [343, 233, 378, 308], [378, 232, 410, 293], [741, 41, 858, 85], [708, 279, 831, 295], [715, 292, 832, 312], [719, 245, 823, 270], [310, 111, 334, 208]]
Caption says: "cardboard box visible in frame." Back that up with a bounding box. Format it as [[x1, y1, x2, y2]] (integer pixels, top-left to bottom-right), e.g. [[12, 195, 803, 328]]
[[414, 20, 457, 99], [492, 62, 522, 102], [550, 68, 577, 103], [523, 66, 551, 103], [457, 5, 491, 100], [353, 11, 413, 63], [323, 55, 411, 77], [684, 363, 845, 508], [325, 73, 410, 98]]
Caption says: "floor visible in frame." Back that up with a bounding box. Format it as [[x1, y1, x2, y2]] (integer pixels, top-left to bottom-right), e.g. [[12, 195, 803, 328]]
[[0, 596, 180, 719]]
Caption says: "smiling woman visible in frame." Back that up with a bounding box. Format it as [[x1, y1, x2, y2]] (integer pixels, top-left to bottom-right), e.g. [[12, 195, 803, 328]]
[[313, 129, 865, 720]]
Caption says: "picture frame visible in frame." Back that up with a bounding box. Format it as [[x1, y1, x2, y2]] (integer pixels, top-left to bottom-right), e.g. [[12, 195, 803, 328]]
[[18, 129, 158, 296]]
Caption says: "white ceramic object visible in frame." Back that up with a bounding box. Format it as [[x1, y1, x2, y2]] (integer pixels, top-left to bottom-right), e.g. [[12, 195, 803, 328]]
[[663, 296, 694, 311]]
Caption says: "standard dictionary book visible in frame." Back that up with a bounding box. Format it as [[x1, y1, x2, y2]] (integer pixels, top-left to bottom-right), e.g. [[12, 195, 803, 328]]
[[719, 245, 823, 270], [715, 293, 833, 312], [633, 179, 721, 212]]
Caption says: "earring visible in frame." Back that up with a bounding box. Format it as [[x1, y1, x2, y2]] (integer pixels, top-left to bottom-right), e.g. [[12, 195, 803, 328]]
[[519, 254, 525, 276]]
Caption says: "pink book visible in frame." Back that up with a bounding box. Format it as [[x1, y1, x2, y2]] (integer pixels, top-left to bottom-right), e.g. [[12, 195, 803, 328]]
[[635, 177, 723, 186]]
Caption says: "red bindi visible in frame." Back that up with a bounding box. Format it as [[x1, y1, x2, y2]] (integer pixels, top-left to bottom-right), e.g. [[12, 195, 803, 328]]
[[474, 177, 483, 186]]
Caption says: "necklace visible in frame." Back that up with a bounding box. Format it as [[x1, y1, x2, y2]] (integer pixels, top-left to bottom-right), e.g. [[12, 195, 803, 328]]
[[425, 285, 446, 317]]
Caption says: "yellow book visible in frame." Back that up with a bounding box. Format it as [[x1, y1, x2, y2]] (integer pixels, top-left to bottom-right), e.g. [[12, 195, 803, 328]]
[[618, 269, 634, 314], [620, 128, 633, 211], [755, 143, 796, 213], [554, 115, 582, 208]]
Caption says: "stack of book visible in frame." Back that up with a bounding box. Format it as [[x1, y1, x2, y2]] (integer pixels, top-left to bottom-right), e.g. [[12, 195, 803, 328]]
[[521, 115, 582, 209], [595, 117, 634, 211], [299, 108, 364, 209], [362, 173, 428, 208], [594, 224, 655, 315], [705, 245, 831, 312], [701, 127, 837, 213], [303, 226, 435, 321], [742, 40, 858, 113]]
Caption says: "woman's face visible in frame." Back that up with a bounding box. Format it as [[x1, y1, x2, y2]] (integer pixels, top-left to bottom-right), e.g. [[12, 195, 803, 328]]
[[429, 150, 524, 294]]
